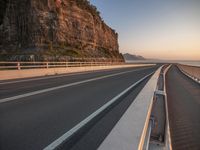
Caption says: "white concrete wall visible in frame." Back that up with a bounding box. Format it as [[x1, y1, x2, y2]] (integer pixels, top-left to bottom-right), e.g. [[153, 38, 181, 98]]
[[0, 64, 154, 81]]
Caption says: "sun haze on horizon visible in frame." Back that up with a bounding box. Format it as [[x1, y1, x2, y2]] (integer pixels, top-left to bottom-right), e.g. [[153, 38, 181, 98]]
[[90, 0, 200, 61]]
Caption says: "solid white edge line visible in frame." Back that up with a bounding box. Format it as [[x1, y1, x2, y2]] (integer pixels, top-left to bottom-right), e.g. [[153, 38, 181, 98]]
[[43, 72, 154, 150], [0, 67, 151, 104]]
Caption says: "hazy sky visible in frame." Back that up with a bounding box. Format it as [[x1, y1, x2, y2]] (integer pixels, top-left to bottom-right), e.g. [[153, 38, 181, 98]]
[[90, 0, 200, 60]]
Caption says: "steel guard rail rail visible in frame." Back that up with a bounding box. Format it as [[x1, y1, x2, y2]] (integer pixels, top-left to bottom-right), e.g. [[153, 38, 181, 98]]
[[0, 61, 125, 70]]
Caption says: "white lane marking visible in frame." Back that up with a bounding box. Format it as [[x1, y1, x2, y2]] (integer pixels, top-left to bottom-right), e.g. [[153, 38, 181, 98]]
[[43, 72, 154, 150], [0, 68, 151, 104]]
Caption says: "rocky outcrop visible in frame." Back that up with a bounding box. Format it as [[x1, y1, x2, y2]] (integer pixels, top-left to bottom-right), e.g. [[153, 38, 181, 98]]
[[0, 0, 123, 61], [123, 53, 145, 61]]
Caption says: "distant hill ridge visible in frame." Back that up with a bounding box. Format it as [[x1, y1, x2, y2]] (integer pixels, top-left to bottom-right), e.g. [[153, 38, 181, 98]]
[[123, 53, 145, 61]]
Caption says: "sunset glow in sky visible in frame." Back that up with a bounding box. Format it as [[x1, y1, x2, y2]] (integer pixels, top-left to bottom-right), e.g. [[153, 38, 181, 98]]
[[90, 0, 200, 60]]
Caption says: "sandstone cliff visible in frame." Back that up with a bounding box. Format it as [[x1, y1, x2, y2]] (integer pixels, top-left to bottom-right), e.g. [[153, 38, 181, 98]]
[[0, 0, 123, 61]]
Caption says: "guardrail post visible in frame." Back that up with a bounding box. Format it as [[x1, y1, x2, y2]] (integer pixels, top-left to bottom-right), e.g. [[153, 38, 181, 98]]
[[17, 62, 21, 70], [46, 62, 49, 69]]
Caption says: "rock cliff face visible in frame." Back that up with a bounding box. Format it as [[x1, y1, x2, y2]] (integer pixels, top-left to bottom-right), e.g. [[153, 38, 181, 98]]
[[0, 0, 123, 61]]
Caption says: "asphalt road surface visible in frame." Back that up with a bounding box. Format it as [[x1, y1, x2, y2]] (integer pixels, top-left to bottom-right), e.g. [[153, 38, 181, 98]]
[[0, 65, 158, 150], [166, 65, 200, 150]]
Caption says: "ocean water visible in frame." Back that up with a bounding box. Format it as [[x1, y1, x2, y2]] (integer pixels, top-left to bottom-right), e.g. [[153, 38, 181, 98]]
[[178, 61, 200, 67], [126, 60, 200, 67]]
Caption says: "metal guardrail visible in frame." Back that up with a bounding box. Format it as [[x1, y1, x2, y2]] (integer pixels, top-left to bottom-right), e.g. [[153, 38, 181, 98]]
[[178, 64, 200, 83], [0, 61, 124, 70], [163, 65, 173, 150]]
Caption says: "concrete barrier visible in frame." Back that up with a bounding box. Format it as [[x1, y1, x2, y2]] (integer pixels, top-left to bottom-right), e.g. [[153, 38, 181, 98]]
[[149, 65, 172, 150], [98, 65, 173, 150], [0, 64, 155, 81]]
